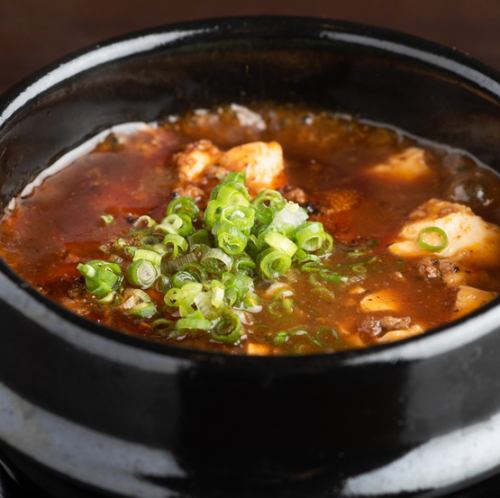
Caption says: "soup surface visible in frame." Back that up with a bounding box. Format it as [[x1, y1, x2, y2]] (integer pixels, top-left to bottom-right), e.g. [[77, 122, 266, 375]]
[[1, 104, 499, 354]]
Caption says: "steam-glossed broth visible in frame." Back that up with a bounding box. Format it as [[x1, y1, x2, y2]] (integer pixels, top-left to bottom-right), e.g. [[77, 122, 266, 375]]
[[1, 105, 499, 355]]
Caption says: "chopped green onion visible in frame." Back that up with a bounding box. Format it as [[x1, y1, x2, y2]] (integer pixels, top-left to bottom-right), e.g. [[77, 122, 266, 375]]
[[252, 189, 286, 226], [113, 238, 128, 252], [121, 289, 157, 318], [273, 331, 289, 345], [157, 213, 193, 236], [295, 222, 327, 252], [163, 234, 188, 259], [318, 233, 334, 255], [219, 205, 255, 232], [351, 263, 367, 274], [177, 214, 194, 236], [100, 214, 114, 225], [216, 224, 248, 255], [300, 261, 323, 272], [308, 273, 322, 286], [211, 177, 249, 206], [282, 297, 294, 313], [175, 310, 211, 331], [180, 262, 208, 282], [155, 275, 171, 293], [202, 248, 233, 273], [346, 243, 375, 258], [311, 286, 336, 303], [97, 291, 116, 304], [151, 243, 169, 256], [315, 327, 341, 346], [132, 248, 163, 266], [133, 215, 157, 228], [233, 253, 256, 275], [166, 196, 199, 220], [127, 260, 158, 289], [264, 231, 297, 257], [242, 293, 261, 312], [166, 281, 207, 317], [212, 189, 248, 211], [155, 214, 184, 234], [319, 269, 346, 283], [77, 260, 122, 300], [152, 318, 175, 336], [268, 298, 294, 316], [188, 229, 212, 248], [75, 161, 341, 350], [163, 252, 199, 273], [204, 200, 222, 230], [268, 302, 282, 316], [270, 201, 308, 235], [294, 249, 320, 265], [417, 226, 448, 252], [207, 280, 225, 308], [259, 249, 292, 280], [245, 234, 259, 258], [265, 281, 293, 299], [140, 234, 162, 246], [222, 272, 253, 306], [193, 280, 226, 319], [164, 282, 203, 314], [210, 311, 242, 344], [172, 270, 198, 287]]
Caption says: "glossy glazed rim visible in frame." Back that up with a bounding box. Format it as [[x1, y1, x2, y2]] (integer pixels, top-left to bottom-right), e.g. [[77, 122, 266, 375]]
[[1, 15, 500, 366]]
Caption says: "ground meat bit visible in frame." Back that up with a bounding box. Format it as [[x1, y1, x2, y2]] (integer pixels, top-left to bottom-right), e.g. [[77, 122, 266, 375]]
[[358, 315, 412, 337], [67, 287, 83, 299], [64, 252, 80, 264], [358, 316, 383, 336], [418, 257, 460, 281], [439, 259, 461, 275], [319, 189, 360, 215], [379, 316, 411, 330], [418, 257, 441, 279], [60, 296, 91, 315], [282, 186, 309, 204]]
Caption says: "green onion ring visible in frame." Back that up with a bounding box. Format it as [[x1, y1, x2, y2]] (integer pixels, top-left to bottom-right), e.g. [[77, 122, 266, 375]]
[[127, 259, 158, 289], [417, 226, 448, 252], [210, 311, 242, 345]]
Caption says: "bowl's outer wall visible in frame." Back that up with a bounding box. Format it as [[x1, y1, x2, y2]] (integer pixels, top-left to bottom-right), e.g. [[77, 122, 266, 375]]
[[1, 18, 500, 498]]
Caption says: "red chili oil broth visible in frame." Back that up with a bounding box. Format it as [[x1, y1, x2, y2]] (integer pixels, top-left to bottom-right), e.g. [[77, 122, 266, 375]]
[[1, 105, 499, 355]]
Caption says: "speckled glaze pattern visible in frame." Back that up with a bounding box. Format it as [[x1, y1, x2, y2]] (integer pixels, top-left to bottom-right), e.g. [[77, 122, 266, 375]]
[[0, 16, 500, 498]]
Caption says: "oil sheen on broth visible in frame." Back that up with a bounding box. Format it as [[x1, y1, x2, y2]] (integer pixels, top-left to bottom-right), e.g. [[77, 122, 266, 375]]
[[1, 105, 499, 355]]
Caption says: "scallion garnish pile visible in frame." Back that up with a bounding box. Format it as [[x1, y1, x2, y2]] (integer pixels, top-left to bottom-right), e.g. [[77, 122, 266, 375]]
[[77, 172, 334, 345]]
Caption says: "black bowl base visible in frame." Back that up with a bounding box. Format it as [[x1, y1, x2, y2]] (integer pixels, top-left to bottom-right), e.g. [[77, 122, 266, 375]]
[[2, 457, 500, 498]]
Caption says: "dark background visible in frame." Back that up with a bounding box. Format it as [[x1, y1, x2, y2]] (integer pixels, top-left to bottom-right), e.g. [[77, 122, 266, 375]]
[[1, 0, 500, 93]]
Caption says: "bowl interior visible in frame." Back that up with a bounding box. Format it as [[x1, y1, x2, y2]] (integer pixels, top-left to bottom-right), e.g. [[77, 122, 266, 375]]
[[1, 17, 500, 361]]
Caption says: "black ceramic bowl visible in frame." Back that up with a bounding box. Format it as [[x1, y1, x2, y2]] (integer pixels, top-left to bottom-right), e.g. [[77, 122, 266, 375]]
[[1, 16, 500, 498]]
